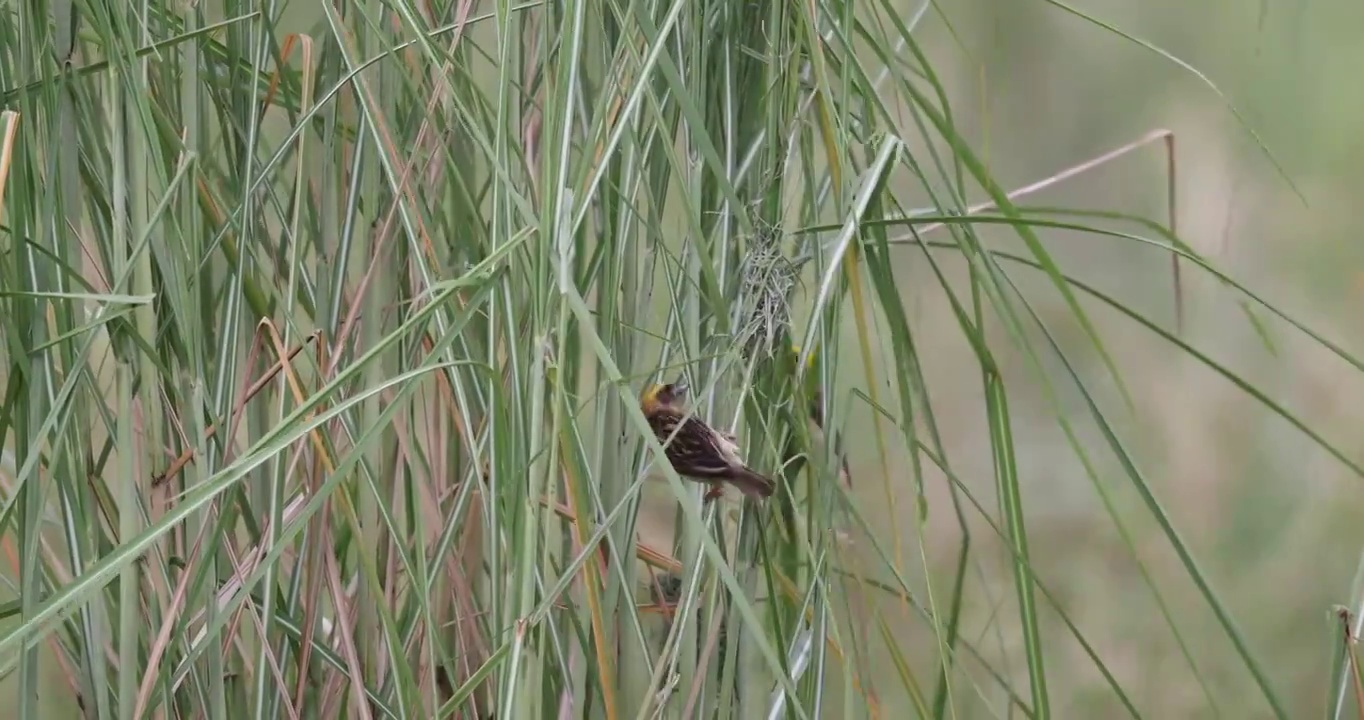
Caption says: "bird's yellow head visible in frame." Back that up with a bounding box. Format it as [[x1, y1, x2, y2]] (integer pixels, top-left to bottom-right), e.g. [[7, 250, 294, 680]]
[[790, 342, 825, 401], [641, 380, 689, 411], [790, 342, 822, 376], [790, 343, 817, 367]]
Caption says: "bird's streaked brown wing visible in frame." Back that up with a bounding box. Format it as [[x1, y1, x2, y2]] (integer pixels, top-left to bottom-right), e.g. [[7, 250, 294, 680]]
[[647, 409, 738, 479]]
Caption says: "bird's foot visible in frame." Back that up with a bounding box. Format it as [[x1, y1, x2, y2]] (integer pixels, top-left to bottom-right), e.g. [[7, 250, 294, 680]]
[[703, 485, 724, 503]]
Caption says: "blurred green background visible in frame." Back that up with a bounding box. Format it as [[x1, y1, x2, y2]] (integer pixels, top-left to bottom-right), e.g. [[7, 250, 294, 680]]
[[835, 1, 1364, 717]]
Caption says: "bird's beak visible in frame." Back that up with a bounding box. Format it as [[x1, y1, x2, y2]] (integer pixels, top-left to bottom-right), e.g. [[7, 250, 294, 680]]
[[672, 380, 689, 398]]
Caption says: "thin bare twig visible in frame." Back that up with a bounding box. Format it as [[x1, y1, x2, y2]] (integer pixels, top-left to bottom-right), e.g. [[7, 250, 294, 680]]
[[905, 128, 1183, 332]]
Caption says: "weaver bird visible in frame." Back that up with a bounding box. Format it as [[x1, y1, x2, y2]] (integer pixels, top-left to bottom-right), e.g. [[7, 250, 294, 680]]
[[640, 381, 776, 501], [791, 343, 852, 488]]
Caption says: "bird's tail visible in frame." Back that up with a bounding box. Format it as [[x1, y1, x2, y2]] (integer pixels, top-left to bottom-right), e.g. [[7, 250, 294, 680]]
[[730, 466, 776, 498]]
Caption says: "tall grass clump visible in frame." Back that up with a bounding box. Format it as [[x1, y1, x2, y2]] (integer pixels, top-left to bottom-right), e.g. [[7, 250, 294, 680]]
[[0, 0, 1358, 718]]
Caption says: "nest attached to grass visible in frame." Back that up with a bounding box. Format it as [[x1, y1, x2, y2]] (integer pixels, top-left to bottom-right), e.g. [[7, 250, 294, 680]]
[[735, 220, 798, 364]]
